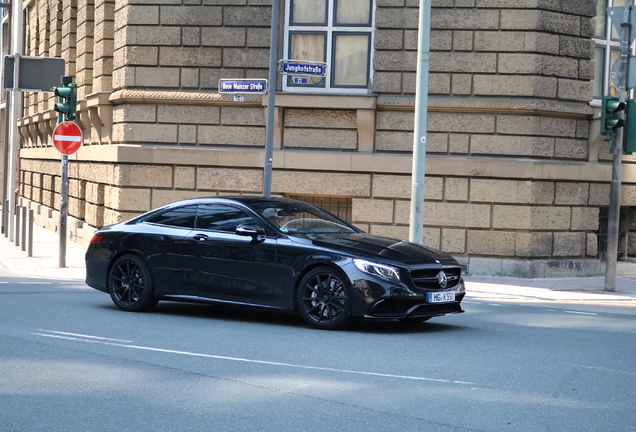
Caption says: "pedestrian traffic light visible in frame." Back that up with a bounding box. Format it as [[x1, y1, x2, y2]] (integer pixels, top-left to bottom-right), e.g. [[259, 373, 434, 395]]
[[54, 81, 77, 121], [601, 95, 625, 136], [623, 99, 636, 154]]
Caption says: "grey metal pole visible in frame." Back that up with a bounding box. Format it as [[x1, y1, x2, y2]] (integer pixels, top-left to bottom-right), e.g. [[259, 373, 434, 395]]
[[1, 0, 12, 237], [14, 204, 19, 246], [262, 0, 280, 197], [59, 154, 68, 267], [2, 199, 7, 237], [7, 52, 20, 243], [409, 0, 432, 244], [7, 0, 23, 244], [1, 92, 10, 237], [27, 208, 33, 257], [20, 205, 26, 251], [605, 7, 631, 292]]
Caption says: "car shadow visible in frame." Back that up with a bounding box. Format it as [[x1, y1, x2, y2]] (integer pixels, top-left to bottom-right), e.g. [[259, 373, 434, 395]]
[[144, 301, 306, 328], [98, 300, 469, 334], [347, 319, 469, 334]]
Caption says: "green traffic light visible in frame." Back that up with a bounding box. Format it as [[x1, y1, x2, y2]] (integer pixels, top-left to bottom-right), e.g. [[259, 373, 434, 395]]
[[601, 95, 626, 136], [53, 81, 77, 121], [624, 99, 636, 155]]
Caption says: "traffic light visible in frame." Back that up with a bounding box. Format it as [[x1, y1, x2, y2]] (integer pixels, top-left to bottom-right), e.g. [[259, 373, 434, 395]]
[[601, 95, 625, 136], [54, 79, 77, 121], [623, 99, 636, 154]]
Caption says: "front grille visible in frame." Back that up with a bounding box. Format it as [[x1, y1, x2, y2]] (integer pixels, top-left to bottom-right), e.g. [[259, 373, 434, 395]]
[[410, 267, 461, 290], [369, 299, 463, 318]]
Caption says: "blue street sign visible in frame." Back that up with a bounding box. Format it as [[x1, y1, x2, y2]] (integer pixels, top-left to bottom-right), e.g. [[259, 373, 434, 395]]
[[292, 77, 309, 84], [218, 79, 268, 94], [278, 60, 327, 77]]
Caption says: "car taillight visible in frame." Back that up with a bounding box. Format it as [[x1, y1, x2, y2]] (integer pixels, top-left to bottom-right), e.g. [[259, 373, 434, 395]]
[[90, 235, 103, 244]]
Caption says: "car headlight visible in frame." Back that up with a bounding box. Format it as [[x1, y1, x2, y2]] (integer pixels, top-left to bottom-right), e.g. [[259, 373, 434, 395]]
[[353, 259, 401, 283], [455, 278, 466, 294]]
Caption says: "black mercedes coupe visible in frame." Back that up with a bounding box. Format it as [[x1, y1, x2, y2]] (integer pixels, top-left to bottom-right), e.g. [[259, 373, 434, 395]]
[[85, 196, 465, 329]]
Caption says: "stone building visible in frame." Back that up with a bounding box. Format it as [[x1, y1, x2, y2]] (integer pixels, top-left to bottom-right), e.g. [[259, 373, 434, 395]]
[[2, 0, 626, 277]]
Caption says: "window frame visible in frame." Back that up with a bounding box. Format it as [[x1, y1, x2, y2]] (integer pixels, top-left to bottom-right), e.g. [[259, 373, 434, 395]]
[[283, 0, 375, 95], [140, 205, 198, 229], [592, 0, 635, 103], [194, 204, 262, 234]]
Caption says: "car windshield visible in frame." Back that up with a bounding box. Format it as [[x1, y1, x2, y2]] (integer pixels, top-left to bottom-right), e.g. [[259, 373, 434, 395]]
[[250, 202, 358, 234]]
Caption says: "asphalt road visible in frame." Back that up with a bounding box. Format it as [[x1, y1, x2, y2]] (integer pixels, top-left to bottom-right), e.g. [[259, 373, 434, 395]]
[[1, 270, 635, 432]]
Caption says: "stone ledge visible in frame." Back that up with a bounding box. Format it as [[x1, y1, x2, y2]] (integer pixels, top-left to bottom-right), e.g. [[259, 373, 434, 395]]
[[377, 95, 592, 117], [109, 89, 255, 105], [19, 146, 625, 183], [466, 257, 604, 278]]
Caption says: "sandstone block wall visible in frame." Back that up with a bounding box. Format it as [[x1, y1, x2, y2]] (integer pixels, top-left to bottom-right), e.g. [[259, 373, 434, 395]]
[[15, 0, 622, 276]]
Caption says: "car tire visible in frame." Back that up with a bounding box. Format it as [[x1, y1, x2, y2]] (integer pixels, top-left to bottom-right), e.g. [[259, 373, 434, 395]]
[[108, 254, 158, 312], [296, 266, 352, 330]]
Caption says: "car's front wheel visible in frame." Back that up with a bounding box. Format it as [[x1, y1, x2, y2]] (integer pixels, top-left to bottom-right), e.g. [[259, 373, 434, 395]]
[[108, 254, 158, 312], [297, 266, 352, 330]]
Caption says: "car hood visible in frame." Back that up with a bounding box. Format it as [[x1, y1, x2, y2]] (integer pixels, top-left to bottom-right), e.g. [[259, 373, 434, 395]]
[[287, 232, 458, 266]]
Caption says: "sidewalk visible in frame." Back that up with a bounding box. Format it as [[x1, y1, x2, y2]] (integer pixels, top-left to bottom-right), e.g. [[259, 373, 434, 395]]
[[0, 222, 636, 302], [0, 223, 86, 280]]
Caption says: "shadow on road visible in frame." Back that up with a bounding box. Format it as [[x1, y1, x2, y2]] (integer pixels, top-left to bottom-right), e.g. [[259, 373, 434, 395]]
[[96, 300, 472, 334]]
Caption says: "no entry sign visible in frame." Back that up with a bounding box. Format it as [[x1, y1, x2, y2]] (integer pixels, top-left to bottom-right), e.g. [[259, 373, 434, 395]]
[[52, 121, 83, 155]]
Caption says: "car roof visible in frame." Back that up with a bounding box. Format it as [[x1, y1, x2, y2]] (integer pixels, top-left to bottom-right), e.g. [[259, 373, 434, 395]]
[[162, 195, 302, 209]]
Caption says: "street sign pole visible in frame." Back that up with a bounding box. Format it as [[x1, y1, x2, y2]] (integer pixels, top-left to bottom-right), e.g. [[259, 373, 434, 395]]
[[57, 86, 67, 268], [7, 0, 23, 242], [59, 154, 68, 268], [53, 76, 81, 268], [0, 0, 12, 237], [263, 0, 280, 197], [52, 119, 83, 268], [605, 6, 631, 292]]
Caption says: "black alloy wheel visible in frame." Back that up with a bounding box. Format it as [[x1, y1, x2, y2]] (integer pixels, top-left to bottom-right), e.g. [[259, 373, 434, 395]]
[[108, 254, 158, 312], [297, 267, 352, 330]]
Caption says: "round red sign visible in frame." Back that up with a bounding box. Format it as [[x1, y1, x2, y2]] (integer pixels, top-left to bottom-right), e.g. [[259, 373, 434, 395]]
[[52, 121, 83, 155]]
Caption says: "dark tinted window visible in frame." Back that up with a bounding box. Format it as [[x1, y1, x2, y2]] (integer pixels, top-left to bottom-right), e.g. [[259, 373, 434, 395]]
[[144, 205, 197, 228], [195, 204, 259, 232], [249, 201, 358, 234]]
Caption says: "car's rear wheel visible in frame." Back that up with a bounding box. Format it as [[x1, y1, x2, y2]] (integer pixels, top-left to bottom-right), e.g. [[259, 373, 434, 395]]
[[297, 267, 352, 330], [108, 254, 158, 312]]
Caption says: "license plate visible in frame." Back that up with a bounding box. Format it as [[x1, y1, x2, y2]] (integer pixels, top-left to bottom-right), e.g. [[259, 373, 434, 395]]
[[427, 291, 455, 303]]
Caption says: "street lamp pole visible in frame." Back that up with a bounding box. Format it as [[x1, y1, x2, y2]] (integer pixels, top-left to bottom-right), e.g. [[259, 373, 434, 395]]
[[409, 0, 432, 244]]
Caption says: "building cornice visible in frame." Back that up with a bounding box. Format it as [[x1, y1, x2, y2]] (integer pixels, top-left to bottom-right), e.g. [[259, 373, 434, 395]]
[[108, 90, 592, 119]]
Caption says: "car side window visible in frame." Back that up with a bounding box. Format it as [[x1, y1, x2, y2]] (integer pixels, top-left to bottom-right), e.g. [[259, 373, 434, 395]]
[[195, 204, 260, 233], [143, 205, 198, 228]]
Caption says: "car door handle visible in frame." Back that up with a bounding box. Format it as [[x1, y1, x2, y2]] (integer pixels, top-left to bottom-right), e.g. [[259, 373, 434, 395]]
[[193, 233, 208, 241]]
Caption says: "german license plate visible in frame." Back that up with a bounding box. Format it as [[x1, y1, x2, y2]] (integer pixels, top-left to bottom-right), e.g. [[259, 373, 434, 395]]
[[427, 291, 455, 303]]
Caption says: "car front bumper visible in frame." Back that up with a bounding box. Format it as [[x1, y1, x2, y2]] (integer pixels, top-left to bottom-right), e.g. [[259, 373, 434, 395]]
[[349, 274, 465, 320]]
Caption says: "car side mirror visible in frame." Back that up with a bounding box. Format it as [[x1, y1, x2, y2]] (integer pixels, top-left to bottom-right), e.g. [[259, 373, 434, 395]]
[[235, 224, 265, 239]]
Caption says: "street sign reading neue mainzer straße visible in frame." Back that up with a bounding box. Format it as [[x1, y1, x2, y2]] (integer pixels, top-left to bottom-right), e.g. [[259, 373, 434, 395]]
[[218, 79, 268, 94]]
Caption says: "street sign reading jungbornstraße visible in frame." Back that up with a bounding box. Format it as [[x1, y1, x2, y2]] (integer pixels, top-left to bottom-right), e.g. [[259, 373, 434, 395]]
[[218, 79, 268, 94]]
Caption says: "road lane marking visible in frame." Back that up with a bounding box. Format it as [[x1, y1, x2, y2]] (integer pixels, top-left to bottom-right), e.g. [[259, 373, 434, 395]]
[[19, 282, 52, 284], [32, 329, 476, 386], [564, 311, 598, 316], [35, 329, 133, 343]]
